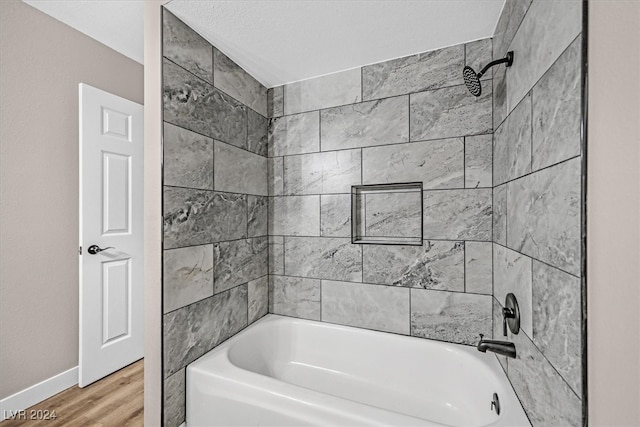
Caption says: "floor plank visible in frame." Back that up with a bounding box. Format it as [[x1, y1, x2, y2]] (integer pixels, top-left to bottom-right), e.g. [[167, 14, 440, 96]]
[[1, 360, 143, 427]]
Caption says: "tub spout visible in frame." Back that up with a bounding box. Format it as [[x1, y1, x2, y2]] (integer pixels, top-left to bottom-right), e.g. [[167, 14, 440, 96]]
[[477, 334, 516, 359]]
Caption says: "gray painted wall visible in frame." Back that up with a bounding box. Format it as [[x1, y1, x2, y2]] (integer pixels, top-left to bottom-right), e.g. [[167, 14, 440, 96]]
[[0, 0, 143, 400]]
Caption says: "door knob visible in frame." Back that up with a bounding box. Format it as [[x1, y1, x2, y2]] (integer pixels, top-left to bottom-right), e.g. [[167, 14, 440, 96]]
[[87, 245, 115, 255]]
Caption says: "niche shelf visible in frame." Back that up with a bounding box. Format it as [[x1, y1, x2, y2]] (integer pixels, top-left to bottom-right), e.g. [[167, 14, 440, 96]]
[[351, 182, 423, 246]]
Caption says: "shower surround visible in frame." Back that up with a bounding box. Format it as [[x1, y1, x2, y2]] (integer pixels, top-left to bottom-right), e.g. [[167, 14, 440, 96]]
[[160, 1, 585, 425], [161, 9, 268, 427], [266, 39, 495, 342], [491, 1, 583, 425]]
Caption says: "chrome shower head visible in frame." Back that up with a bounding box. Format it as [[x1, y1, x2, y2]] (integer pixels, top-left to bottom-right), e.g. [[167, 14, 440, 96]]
[[463, 51, 514, 97]]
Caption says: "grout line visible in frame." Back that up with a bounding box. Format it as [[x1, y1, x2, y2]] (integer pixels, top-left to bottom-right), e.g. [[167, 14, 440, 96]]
[[163, 184, 266, 199], [268, 273, 492, 297], [164, 235, 267, 252], [163, 119, 266, 159], [493, 241, 580, 280], [163, 274, 268, 316], [463, 241, 467, 293], [272, 133, 489, 159], [164, 55, 267, 119]]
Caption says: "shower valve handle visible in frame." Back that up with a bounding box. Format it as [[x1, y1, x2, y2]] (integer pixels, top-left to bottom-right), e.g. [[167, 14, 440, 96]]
[[502, 307, 515, 336]]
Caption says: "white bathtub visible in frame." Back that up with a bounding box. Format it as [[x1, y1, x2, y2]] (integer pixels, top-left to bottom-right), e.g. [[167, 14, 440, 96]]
[[186, 315, 530, 427]]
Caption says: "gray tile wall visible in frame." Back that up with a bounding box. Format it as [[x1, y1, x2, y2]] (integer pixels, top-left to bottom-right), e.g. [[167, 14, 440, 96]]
[[267, 37, 495, 349], [161, 2, 584, 425], [161, 9, 268, 427], [491, 1, 583, 425]]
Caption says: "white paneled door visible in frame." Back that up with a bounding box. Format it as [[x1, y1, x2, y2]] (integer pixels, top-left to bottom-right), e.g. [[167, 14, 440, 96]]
[[79, 84, 144, 387]]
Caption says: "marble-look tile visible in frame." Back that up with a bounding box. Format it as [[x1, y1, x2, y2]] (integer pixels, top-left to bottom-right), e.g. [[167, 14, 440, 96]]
[[507, 157, 581, 276], [248, 275, 268, 324], [320, 194, 351, 237], [163, 245, 214, 313], [163, 368, 185, 427], [163, 122, 214, 190], [363, 45, 464, 101], [508, 330, 582, 426], [492, 298, 509, 371], [247, 196, 267, 237], [267, 86, 284, 118], [269, 275, 320, 320], [284, 68, 361, 115], [214, 237, 268, 294], [284, 237, 362, 282], [423, 189, 492, 241], [465, 38, 493, 80], [247, 109, 268, 157], [268, 157, 284, 196], [163, 186, 215, 249], [493, 244, 533, 336], [211, 192, 247, 242], [364, 192, 421, 238], [506, 0, 582, 116], [464, 242, 492, 295], [163, 10, 212, 84], [213, 48, 267, 116], [410, 83, 492, 141], [268, 111, 320, 157], [268, 236, 284, 275], [322, 281, 410, 334], [493, 0, 532, 61], [532, 36, 581, 172], [411, 289, 491, 345], [214, 141, 267, 196], [465, 134, 492, 188], [163, 285, 247, 377], [493, 94, 532, 185], [493, 64, 509, 129], [269, 196, 320, 236], [363, 241, 464, 291], [532, 261, 581, 395], [163, 58, 215, 138], [493, 184, 507, 245], [320, 96, 409, 151], [362, 139, 464, 190], [284, 149, 361, 195], [209, 88, 248, 149]]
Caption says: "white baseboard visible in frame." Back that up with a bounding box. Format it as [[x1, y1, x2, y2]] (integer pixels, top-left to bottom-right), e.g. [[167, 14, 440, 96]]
[[0, 366, 78, 421]]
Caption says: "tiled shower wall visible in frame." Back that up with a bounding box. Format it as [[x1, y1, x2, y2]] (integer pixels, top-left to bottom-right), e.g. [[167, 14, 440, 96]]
[[161, 10, 268, 427], [491, 0, 583, 425], [267, 38, 496, 345]]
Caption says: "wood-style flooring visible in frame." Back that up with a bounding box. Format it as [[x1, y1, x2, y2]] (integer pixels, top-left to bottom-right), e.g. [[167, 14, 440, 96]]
[[1, 359, 143, 427]]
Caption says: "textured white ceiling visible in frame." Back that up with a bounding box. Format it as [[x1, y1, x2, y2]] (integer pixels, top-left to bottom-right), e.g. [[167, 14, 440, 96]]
[[22, 0, 144, 64], [21, 0, 505, 88], [166, 0, 505, 87]]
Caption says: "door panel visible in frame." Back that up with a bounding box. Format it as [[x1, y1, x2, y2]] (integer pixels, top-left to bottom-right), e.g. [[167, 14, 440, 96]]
[[79, 83, 143, 387]]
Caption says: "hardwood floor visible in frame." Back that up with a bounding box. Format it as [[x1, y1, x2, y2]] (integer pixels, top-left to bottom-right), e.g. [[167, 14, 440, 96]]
[[1, 359, 143, 427]]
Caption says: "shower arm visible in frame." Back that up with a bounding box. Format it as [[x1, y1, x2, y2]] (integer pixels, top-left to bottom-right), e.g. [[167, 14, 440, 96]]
[[476, 51, 514, 78]]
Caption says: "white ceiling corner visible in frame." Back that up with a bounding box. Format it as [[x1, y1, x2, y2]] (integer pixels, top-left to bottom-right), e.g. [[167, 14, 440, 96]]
[[21, 0, 505, 87], [22, 0, 145, 64]]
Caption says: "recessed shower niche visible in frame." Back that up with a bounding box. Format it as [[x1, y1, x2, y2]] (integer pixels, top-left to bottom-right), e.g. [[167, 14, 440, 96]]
[[351, 182, 423, 245]]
